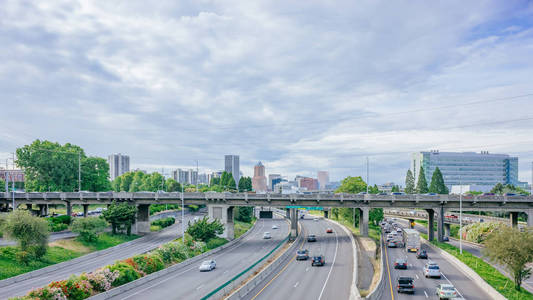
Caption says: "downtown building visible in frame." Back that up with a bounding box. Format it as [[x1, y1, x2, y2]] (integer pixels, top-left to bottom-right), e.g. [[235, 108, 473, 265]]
[[268, 174, 281, 191], [252, 162, 267, 193], [172, 168, 198, 185], [317, 171, 329, 190], [108, 153, 130, 180], [224, 155, 240, 186], [411, 150, 526, 192]]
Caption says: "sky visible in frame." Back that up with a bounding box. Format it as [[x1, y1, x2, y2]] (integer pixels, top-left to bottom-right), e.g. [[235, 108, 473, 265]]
[[1, 1, 533, 185]]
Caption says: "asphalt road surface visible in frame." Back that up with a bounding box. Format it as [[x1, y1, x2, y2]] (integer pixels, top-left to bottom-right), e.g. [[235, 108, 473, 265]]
[[382, 222, 492, 300], [243, 214, 354, 300], [106, 217, 289, 300], [0, 211, 203, 299]]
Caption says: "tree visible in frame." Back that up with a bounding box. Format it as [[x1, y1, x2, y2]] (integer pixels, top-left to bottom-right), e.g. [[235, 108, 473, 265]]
[[2, 210, 49, 262], [405, 170, 415, 194], [102, 202, 137, 235], [112, 176, 123, 192], [220, 172, 231, 187], [416, 167, 428, 194], [165, 178, 181, 192], [429, 167, 449, 194], [210, 177, 220, 186], [238, 177, 252, 192], [186, 217, 224, 242], [129, 171, 146, 192], [391, 185, 400, 193], [490, 183, 505, 194], [119, 172, 134, 192], [336, 176, 367, 194], [484, 226, 533, 291], [0, 179, 4, 192], [368, 184, 380, 194], [235, 207, 253, 223], [70, 217, 108, 242], [369, 208, 384, 224], [227, 176, 236, 189], [81, 157, 111, 192]]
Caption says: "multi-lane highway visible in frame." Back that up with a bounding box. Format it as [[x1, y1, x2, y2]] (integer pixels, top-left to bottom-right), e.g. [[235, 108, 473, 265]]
[[107, 217, 289, 300], [243, 214, 354, 300], [0, 210, 203, 299], [382, 221, 492, 300]]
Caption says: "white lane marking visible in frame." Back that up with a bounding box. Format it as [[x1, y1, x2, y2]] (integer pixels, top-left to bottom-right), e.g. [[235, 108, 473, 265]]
[[415, 274, 419, 280], [424, 290, 428, 298], [196, 284, 204, 290], [317, 225, 339, 300], [223, 270, 228, 274], [294, 281, 300, 288], [441, 272, 465, 299], [305, 267, 309, 272]]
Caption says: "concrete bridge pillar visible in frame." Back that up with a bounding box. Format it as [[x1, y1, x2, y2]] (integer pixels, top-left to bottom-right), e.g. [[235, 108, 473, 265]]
[[290, 208, 299, 240], [426, 209, 435, 241], [527, 209, 533, 228], [135, 204, 151, 234], [208, 205, 235, 240], [408, 219, 415, 229], [286, 208, 290, 219], [444, 223, 451, 237], [510, 212, 519, 228], [38, 204, 47, 217], [358, 207, 369, 237], [26, 204, 32, 211], [83, 204, 89, 218], [323, 209, 329, 219], [437, 206, 445, 242], [66, 202, 72, 217]]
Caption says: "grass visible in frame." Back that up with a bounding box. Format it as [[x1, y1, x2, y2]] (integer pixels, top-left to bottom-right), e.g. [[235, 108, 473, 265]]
[[150, 225, 162, 232], [0, 233, 139, 279], [423, 234, 533, 300], [415, 220, 460, 239], [234, 218, 256, 239]]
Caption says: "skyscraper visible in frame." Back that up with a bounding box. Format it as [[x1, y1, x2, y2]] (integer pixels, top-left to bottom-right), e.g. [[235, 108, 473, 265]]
[[252, 162, 267, 192], [268, 174, 281, 191], [224, 155, 240, 185], [108, 153, 130, 180], [317, 171, 329, 190]]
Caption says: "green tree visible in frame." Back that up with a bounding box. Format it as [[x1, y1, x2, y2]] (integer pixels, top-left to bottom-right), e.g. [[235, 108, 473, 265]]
[[405, 169, 415, 194], [227, 176, 236, 190], [210, 177, 220, 186], [120, 172, 134, 192], [0, 179, 4, 192], [238, 176, 252, 192], [336, 176, 367, 194], [235, 207, 253, 223], [484, 226, 533, 291], [81, 157, 111, 192], [70, 217, 108, 242], [165, 178, 181, 192], [2, 210, 49, 261], [148, 172, 165, 191], [391, 185, 400, 193], [112, 176, 123, 192], [416, 167, 428, 194], [186, 216, 224, 242], [429, 167, 449, 194], [129, 171, 146, 192], [369, 208, 384, 224], [16, 140, 85, 192], [369, 184, 380, 194], [220, 172, 231, 187], [102, 202, 137, 235]]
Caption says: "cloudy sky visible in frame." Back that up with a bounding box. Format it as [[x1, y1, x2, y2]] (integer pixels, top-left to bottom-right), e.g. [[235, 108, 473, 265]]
[[1, 1, 533, 185]]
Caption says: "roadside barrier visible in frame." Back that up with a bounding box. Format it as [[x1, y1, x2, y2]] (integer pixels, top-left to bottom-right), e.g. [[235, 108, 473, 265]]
[[363, 236, 385, 300]]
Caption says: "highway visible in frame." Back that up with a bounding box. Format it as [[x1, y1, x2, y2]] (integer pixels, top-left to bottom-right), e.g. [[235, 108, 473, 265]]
[[243, 214, 354, 300], [382, 221, 492, 300], [0, 210, 203, 299], [106, 217, 289, 300]]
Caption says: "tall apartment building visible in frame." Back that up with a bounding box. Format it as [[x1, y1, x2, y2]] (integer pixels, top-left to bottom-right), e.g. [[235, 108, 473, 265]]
[[411, 151, 522, 189], [224, 155, 240, 186], [172, 168, 198, 185], [317, 171, 329, 190], [108, 153, 130, 180], [268, 174, 281, 191], [252, 162, 267, 192]]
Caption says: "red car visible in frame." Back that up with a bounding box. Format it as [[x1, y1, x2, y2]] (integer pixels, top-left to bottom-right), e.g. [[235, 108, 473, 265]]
[[326, 228, 333, 233]]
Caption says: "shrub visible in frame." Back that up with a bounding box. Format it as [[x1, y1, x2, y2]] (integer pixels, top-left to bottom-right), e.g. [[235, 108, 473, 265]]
[[206, 237, 227, 250], [132, 254, 165, 275], [48, 216, 71, 232], [49, 223, 69, 232], [108, 262, 141, 286], [27, 286, 67, 300], [150, 217, 175, 229], [459, 222, 506, 243], [48, 276, 92, 300], [15, 250, 32, 265], [154, 242, 190, 264], [3, 210, 49, 261], [84, 268, 119, 292], [70, 217, 108, 243], [186, 217, 224, 242]]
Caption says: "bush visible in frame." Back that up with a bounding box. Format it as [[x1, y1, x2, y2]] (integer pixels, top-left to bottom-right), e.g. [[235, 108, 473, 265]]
[[235, 207, 253, 223], [150, 217, 175, 229], [48, 276, 92, 300], [70, 217, 108, 243], [109, 262, 141, 286], [186, 217, 224, 242], [149, 204, 180, 215], [132, 253, 165, 275], [49, 223, 68, 232], [206, 237, 227, 250], [27, 286, 67, 300], [459, 222, 506, 243], [154, 242, 190, 264], [3, 210, 49, 261], [83, 268, 119, 292]]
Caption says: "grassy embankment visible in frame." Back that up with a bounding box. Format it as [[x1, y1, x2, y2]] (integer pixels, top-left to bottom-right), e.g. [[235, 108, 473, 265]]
[[419, 232, 533, 300], [0, 233, 138, 280], [235, 218, 257, 239]]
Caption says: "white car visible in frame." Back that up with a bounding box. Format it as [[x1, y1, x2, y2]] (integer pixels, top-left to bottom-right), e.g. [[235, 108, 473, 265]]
[[436, 283, 458, 299], [314, 218, 319, 222], [423, 262, 441, 278], [199, 260, 216, 272], [272, 225, 279, 229], [263, 232, 272, 239]]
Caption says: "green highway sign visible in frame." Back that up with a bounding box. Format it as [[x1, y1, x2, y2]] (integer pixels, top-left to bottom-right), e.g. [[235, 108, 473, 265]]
[[285, 206, 324, 211]]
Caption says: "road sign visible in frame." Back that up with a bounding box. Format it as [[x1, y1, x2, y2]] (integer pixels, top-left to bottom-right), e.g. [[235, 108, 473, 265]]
[[285, 206, 323, 211]]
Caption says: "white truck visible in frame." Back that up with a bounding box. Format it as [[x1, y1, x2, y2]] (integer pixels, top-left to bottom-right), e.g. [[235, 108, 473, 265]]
[[403, 229, 420, 253]]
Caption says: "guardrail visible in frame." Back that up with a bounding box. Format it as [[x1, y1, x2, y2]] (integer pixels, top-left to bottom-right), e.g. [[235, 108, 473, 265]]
[[201, 234, 291, 299], [363, 237, 385, 300]]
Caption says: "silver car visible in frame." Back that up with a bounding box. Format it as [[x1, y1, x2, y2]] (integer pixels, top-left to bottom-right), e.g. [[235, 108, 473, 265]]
[[424, 262, 441, 278], [436, 283, 457, 299], [199, 260, 216, 272], [263, 232, 272, 239]]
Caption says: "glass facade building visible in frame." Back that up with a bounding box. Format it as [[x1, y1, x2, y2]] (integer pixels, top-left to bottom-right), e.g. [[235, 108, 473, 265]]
[[411, 151, 520, 189]]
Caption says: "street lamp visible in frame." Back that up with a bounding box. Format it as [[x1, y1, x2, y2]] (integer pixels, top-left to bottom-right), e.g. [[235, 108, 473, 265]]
[[459, 178, 463, 255], [181, 182, 185, 244]]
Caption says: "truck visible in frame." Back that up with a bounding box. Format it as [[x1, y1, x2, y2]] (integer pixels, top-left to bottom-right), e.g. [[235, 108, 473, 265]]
[[403, 228, 420, 253]]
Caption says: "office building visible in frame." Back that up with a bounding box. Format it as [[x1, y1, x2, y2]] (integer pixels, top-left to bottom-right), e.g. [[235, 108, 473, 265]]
[[198, 173, 208, 185], [317, 171, 329, 190], [224, 155, 240, 186], [252, 162, 267, 193], [298, 177, 318, 191], [268, 174, 281, 191], [208, 171, 223, 186], [108, 153, 130, 180], [172, 168, 198, 185], [411, 150, 524, 190]]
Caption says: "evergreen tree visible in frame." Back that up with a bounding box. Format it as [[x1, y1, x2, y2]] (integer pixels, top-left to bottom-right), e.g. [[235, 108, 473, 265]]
[[210, 177, 220, 186], [405, 170, 415, 194], [220, 172, 231, 187], [429, 167, 449, 194], [238, 176, 253, 192], [227, 176, 236, 189], [416, 167, 428, 194], [391, 185, 400, 192]]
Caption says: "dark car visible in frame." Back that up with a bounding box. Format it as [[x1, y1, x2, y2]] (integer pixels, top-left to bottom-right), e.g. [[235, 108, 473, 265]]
[[397, 277, 415, 294], [296, 249, 309, 260], [307, 234, 317, 242], [416, 250, 428, 259], [394, 258, 408, 269], [442, 236, 449, 242], [312, 255, 325, 266], [387, 240, 398, 248]]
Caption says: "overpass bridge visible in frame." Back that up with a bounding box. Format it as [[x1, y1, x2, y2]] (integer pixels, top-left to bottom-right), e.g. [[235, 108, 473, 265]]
[[1, 192, 532, 241]]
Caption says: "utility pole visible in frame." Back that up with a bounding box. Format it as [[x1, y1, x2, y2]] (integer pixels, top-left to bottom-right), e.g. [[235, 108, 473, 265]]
[[459, 177, 463, 255], [196, 160, 199, 192], [181, 183, 185, 244], [366, 156, 369, 194], [12, 153, 15, 211], [78, 152, 81, 192]]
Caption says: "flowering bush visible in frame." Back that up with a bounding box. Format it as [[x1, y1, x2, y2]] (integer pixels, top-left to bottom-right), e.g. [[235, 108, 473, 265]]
[[27, 286, 67, 300], [48, 276, 92, 300], [108, 262, 141, 287], [155, 242, 189, 264], [132, 253, 164, 274], [84, 268, 119, 292], [459, 221, 507, 243]]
